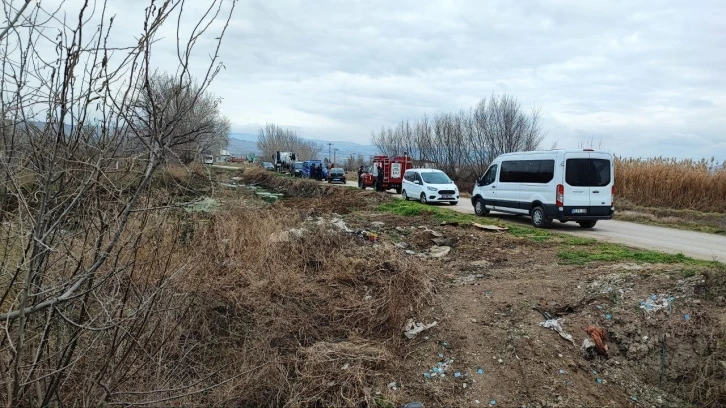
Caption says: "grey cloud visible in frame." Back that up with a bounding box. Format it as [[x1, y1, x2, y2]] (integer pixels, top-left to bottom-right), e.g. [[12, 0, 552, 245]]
[[40, 0, 724, 158]]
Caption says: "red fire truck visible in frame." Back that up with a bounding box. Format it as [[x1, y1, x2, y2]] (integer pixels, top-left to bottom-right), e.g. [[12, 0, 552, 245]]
[[359, 155, 413, 193]]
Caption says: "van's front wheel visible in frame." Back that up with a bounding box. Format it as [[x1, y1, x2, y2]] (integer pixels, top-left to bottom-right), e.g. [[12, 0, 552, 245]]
[[578, 221, 597, 229], [531, 206, 551, 228], [474, 198, 489, 216]]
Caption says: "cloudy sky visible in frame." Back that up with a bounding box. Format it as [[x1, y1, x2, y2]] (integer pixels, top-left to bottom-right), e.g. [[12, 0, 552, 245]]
[[10, 0, 726, 159]]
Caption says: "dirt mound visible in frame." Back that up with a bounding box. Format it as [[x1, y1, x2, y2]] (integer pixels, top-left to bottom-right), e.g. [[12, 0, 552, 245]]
[[239, 169, 391, 213]]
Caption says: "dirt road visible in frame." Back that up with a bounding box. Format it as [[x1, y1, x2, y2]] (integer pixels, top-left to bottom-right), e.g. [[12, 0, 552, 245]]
[[343, 181, 726, 263], [445, 200, 726, 263]]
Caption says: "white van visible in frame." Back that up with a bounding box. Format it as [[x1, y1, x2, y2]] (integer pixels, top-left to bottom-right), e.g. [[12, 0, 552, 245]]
[[402, 168, 459, 204], [471, 149, 614, 228]]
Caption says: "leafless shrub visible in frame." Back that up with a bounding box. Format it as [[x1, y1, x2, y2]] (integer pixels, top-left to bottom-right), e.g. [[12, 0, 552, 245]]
[[0, 0, 236, 405]]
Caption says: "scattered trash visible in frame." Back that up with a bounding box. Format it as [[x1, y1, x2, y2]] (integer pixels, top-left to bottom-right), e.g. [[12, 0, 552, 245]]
[[596, 305, 603, 310], [462, 383, 467, 389], [596, 378, 603, 384], [477, 368, 484, 375], [402, 402, 424, 408], [394, 242, 409, 249], [423, 372, 431, 379], [427, 229, 444, 238], [474, 400, 480, 404], [640, 294, 675, 313], [183, 197, 220, 213], [441, 221, 460, 226], [489, 400, 496, 406], [438, 353, 444, 358], [387, 381, 398, 391], [585, 325, 609, 355], [453, 274, 489, 286], [429, 246, 452, 258], [403, 319, 438, 339], [341, 363, 350, 370], [371, 221, 386, 228], [330, 217, 353, 233], [473, 223, 508, 232], [454, 372, 461, 378], [631, 396, 638, 402], [581, 338, 597, 359], [538, 318, 575, 345], [605, 314, 612, 320], [431, 237, 454, 246], [405, 250, 416, 255], [559, 369, 565, 375], [684, 314, 691, 321]]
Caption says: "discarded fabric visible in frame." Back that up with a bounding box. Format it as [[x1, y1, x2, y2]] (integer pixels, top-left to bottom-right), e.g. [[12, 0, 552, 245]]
[[403, 318, 437, 339], [585, 325, 609, 355], [538, 318, 575, 345]]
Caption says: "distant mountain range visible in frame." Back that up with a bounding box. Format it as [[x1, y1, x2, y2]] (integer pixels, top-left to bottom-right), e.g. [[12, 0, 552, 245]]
[[227, 132, 379, 160]]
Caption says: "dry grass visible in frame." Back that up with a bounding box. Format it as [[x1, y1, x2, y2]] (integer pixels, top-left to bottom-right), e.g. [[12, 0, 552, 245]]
[[165, 203, 435, 406], [615, 157, 726, 213]]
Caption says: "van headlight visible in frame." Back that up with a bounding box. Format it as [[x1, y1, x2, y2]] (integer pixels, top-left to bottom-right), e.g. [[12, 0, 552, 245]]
[[427, 186, 438, 192]]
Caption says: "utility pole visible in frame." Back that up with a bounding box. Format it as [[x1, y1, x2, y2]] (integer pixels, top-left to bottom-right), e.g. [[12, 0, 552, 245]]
[[334, 148, 339, 168], [328, 143, 332, 165]]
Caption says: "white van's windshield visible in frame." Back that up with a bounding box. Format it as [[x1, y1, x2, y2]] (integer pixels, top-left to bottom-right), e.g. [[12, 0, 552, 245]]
[[565, 159, 611, 187], [421, 172, 451, 184]]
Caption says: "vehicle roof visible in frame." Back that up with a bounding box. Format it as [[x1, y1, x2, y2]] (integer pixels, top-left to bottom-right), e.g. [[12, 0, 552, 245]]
[[496, 149, 612, 157], [405, 168, 445, 173]]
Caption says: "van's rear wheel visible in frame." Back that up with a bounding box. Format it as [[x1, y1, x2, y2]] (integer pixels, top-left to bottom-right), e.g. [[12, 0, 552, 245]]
[[578, 221, 597, 229], [474, 198, 489, 216], [531, 206, 551, 228]]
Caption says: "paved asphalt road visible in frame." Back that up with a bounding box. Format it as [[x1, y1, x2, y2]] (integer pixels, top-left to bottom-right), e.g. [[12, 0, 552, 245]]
[[343, 181, 726, 263]]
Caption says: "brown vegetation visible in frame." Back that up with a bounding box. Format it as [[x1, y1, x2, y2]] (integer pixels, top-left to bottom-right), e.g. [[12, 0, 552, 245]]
[[615, 157, 726, 213]]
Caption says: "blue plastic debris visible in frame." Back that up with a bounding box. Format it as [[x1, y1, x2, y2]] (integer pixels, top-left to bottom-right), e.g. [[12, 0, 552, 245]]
[[477, 368, 484, 375], [650, 294, 657, 301], [596, 378, 603, 384], [454, 372, 461, 378], [438, 353, 444, 358], [596, 305, 603, 310], [631, 396, 638, 402], [684, 314, 690, 321], [559, 369, 565, 375], [605, 314, 612, 320], [423, 372, 431, 379], [489, 400, 496, 406]]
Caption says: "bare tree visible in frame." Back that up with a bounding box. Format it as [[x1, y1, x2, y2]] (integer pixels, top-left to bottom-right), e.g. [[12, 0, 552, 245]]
[[139, 73, 231, 164], [371, 94, 545, 181], [0, 0, 237, 406], [257, 123, 322, 160]]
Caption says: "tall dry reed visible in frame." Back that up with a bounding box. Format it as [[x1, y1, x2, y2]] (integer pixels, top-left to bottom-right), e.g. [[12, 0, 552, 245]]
[[615, 157, 726, 213]]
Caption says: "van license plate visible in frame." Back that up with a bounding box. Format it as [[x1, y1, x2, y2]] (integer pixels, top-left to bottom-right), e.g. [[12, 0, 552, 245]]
[[441, 195, 453, 199], [571, 209, 587, 214]]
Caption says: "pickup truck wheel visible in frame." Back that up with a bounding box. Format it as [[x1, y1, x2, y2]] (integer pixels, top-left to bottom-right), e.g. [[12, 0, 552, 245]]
[[578, 221, 597, 229], [531, 206, 551, 228]]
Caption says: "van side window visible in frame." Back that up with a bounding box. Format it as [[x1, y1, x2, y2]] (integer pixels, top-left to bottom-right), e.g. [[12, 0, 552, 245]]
[[481, 165, 498, 186], [500, 160, 555, 183]]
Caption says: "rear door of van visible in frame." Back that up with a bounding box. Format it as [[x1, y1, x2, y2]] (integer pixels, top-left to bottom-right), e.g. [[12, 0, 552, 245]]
[[562, 152, 613, 214]]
